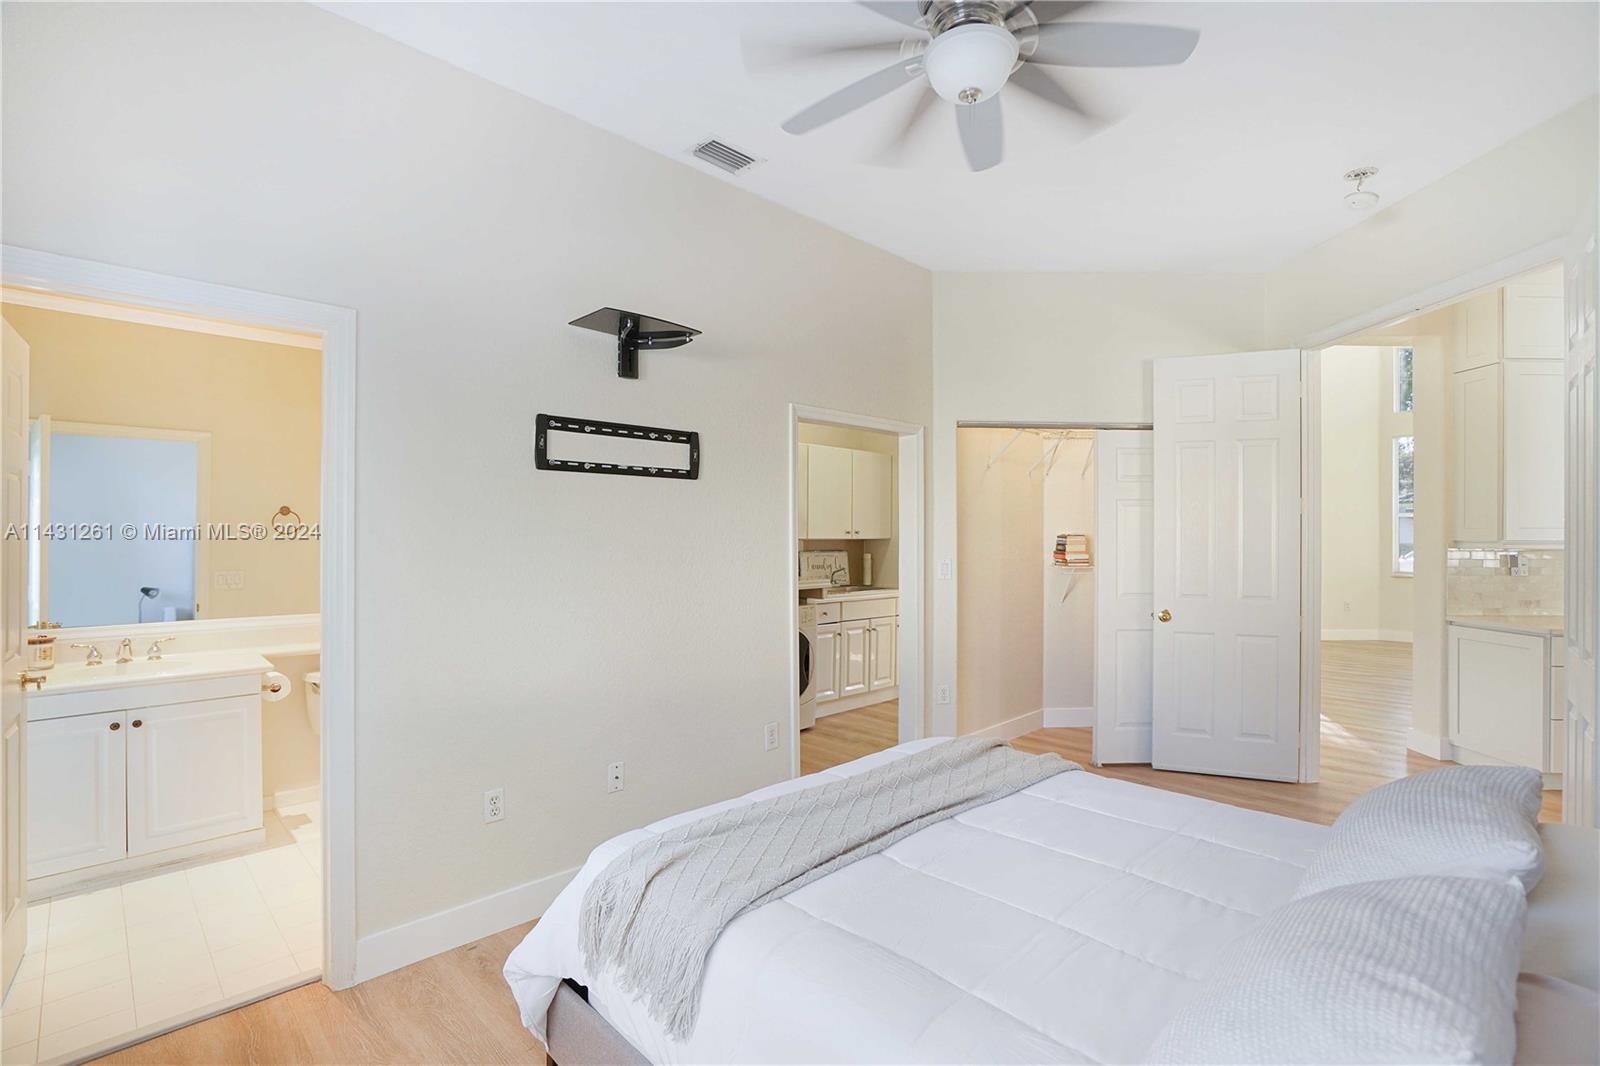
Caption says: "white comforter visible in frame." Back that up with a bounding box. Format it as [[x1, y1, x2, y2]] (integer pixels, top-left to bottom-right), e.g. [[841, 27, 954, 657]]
[[504, 738, 1328, 1064]]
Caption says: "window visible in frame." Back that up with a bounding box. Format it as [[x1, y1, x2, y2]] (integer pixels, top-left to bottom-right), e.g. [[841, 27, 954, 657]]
[[1393, 347, 1414, 412], [1392, 435, 1415, 574]]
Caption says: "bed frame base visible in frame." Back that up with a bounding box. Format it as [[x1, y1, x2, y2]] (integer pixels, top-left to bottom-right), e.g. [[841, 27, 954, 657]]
[[545, 980, 648, 1066]]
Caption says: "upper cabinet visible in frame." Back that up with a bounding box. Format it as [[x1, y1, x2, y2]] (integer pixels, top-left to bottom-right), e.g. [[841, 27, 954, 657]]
[[1458, 289, 1503, 372], [1449, 269, 1565, 545], [803, 444, 892, 540]]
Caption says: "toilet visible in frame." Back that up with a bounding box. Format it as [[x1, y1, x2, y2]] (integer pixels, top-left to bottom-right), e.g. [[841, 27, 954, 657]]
[[304, 670, 321, 736]]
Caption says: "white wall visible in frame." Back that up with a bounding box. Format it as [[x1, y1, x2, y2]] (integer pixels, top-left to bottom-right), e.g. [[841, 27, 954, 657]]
[[1319, 347, 1383, 638], [0, 2, 932, 947], [1264, 97, 1598, 345], [931, 274, 1266, 734], [1041, 438, 1095, 716], [955, 428, 1043, 737]]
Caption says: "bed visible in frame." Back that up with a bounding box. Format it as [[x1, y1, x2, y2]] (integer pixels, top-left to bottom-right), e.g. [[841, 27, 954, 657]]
[[504, 738, 1599, 1065]]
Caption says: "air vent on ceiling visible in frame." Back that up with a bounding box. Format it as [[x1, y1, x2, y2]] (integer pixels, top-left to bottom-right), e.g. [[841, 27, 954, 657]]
[[691, 139, 760, 175]]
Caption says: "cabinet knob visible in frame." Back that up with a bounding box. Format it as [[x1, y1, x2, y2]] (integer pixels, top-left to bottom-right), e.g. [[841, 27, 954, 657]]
[[109, 721, 121, 731], [131, 719, 143, 728]]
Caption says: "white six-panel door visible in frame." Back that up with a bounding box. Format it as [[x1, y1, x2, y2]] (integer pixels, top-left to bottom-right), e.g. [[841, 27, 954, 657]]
[[1565, 208, 1599, 828], [1093, 430, 1155, 764], [1152, 350, 1303, 782]]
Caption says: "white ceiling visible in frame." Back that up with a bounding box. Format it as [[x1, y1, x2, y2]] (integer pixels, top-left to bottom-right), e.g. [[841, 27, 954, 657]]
[[324, 2, 1598, 273]]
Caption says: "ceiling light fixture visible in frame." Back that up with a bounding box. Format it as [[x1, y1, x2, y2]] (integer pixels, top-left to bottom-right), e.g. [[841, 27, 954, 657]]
[[1343, 167, 1380, 211], [922, 23, 1020, 105]]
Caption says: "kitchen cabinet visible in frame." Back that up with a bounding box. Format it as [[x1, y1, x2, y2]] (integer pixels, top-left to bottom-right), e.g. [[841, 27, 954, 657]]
[[1502, 276, 1564, 360], [804, 444, 892, 540], [27, 711, 126, 879], [811, 595, 897, 712], [1448, 622, 1562, 775], [1451, 364, 1502, 543], [1458, 289, 1503, 372], [1550, 665, 1567, 773], [841, 619, 871, 698], [814, 623, 841, 702], [868, 617, 897, 692], [127, 695, 262, 856], [1502, 359, 1565, 542]]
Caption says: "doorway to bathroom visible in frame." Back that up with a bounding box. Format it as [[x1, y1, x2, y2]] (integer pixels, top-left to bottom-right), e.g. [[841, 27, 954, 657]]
[[0, 277, 335, 1062]]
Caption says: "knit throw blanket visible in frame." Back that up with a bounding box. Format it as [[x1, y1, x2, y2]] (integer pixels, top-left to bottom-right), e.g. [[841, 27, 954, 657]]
[[579, 738, 1077, 1039]]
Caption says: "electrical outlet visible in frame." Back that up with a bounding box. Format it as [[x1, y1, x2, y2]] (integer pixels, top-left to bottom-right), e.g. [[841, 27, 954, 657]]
[[936, 684, 952, 705], [1343, 601, 1352, 614], [1514, 561, 1530, 577], [764, 722, 779, 751], [938, 559, 954, 580], [483, 788, 504, 823], [214, 570, 246, 591], [606, 760, 625, 794]]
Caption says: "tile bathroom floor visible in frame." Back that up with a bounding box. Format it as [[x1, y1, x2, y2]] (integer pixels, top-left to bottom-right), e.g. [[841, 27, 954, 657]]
[[2, 803, 322, 1064]]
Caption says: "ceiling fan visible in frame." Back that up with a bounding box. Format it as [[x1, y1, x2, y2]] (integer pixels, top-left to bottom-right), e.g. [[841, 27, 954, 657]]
[[747, 1, 1200, 172]]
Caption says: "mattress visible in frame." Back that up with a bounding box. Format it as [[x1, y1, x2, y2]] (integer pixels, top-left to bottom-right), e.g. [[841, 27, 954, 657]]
[[504, 738, 1328, 1064]]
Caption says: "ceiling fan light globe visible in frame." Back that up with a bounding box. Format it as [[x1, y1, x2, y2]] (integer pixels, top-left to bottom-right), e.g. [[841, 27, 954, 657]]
[[924, 23, 1019, 105]]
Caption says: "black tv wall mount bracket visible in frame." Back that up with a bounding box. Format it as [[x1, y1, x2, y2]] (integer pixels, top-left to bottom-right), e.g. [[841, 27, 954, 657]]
[[568, 307, 701, 379]]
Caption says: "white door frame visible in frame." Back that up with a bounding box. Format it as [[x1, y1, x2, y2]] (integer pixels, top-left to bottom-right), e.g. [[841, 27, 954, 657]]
[[1296, 238, 1567, 784], [1, 244, 359, 988], [788, 404, 924, 777]]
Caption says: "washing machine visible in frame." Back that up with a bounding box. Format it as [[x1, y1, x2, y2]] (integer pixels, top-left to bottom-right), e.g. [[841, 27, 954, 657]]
[[798, 603, 817, 730]]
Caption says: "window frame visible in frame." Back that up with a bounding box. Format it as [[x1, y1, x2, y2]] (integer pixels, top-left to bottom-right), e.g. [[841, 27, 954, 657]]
[[1393, 346, 1414, 413], [1391, 433, 1415, 576]]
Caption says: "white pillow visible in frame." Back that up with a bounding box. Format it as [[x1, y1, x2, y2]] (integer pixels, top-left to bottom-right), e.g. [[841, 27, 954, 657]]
[[1295, 765, 1544, 899], [1147, 875, 1527, 1065]]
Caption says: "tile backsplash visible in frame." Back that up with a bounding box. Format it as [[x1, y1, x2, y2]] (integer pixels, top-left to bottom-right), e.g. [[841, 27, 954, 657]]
[[1446, 548, 1564, 616]]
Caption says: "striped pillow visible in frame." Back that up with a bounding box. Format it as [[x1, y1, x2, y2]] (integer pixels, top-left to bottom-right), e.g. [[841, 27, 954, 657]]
[[1148, 876, 1526, 1065], [1295, 765, 1544, 899]]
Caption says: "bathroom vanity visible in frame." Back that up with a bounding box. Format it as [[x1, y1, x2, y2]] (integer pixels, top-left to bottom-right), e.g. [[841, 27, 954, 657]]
[[25, 650, 270, 892]]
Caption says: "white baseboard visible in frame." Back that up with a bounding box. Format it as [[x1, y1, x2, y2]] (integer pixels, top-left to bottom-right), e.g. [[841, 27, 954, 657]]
[[965, 708, 1044, 741], [1322, 628, 1414, 643], [1408, 729, 1454, 761], [1042, 706, 1093, 728], [267, 785, 321, 811], [815, 687, 898, 718], [353, 864, 578, 984], [1322, 628, 1380, 641]]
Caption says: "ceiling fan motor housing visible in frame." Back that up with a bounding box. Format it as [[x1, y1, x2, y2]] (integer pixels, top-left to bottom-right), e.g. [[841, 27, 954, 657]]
[[923, 22, 1020, 105]]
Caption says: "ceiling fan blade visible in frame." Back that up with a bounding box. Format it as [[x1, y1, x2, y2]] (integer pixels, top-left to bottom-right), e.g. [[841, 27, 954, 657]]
[[782, 57, 923, 135], [741, 37, 909, 75], [857, 2, 928, 30], [1028, 22, 1200, 67], [871, 85, 940, 166], [1009, 63, 1095, 122], [956, 95, 1003, 172]]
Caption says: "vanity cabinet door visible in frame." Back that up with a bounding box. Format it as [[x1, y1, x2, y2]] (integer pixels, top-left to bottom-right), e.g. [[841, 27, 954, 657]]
[[27, 711, 126, 878], [841, 620, 871, 698], [126, 695, 261, 857], [814, 623, 841, 703], [868, 617, 897, 692]]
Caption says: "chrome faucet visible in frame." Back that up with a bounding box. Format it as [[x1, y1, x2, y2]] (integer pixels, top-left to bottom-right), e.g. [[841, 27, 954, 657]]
[[115, 637, 135, 664], [71, 643, 104, 666], [146, 637, 176, 661]]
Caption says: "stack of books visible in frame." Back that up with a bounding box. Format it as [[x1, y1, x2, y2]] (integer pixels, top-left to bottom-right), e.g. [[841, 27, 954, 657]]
[[1054, 533, 1092, 567]]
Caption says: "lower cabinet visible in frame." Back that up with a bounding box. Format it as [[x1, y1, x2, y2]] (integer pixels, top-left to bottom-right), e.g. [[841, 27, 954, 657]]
[[27, 712, 127, 879], [814, 623, 841, 702], [1447, 624, 1555, 772], [28, 690, 262, 882], [868, 618, 896, 692], [841, 620, 871, 698], [127, 696, 262, 856]]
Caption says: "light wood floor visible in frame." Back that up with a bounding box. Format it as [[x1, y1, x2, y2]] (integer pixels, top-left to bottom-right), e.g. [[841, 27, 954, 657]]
[[99, 641, 1557, 1063], [799, 699, 900, 775]]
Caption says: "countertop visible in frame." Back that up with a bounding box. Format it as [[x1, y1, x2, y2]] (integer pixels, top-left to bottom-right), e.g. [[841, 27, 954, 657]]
[[800, 587, 899, 602], [27, 649, 273, 697], [1447, 614, 1565, 637]]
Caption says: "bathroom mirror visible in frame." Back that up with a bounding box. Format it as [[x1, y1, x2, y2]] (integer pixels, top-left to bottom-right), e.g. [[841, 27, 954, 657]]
[[28, 420, 209, 628]]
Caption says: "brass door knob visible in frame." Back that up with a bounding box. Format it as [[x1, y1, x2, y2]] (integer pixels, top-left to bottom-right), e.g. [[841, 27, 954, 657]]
[[1157, 609, 1173, 623]]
